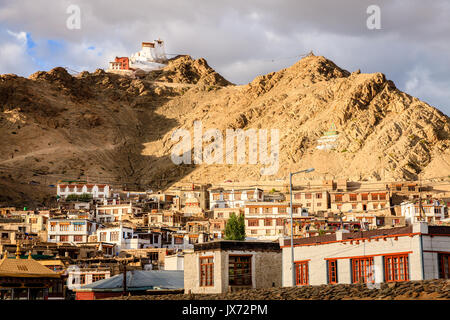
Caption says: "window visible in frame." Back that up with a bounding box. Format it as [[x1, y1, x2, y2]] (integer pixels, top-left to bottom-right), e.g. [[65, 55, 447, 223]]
[[438, 253, 450, 279], [248, 219, 259, 227], [379, 193, 387, 200], [305, 193, 312, 199], [371, 194, 379, 201], [278, 207, 287, 213], [110, 231, 119, 241], [294, 193, 301, 200], [73, 235, 83, 242], [352, 257, 374, 284], [362, 194, 368, 201], [264, 207, 271, 214], [200, 257, 214, 286], [295, 261, 309, 285], [352, 204, 357, 210], [229, 255, 252, 286], [316, 193, 322, 199], [99, 232, 107, 241], [306, 203, 311, 207], [335, 194, 343, 202], [59, 235, 69, 242], [234, 193, 241, 200], [317, 202, 322, 207], [350, 194, 357, 201], [328, 260, 338, 284], [79, 274, 86, 284], [264, 219, 272, 226], [60, 224, 69, 231], [92, 274, 106, 282], [213, 194, 220, 200], [276, 218, 284, 226], [384, 254, 409, 282], [251, 230, 257, 235], [74, 224, 83, 231]]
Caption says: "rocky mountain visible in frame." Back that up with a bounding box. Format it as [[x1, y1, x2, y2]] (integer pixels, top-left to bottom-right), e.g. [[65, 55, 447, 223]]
[[1, 54, 449, 206]]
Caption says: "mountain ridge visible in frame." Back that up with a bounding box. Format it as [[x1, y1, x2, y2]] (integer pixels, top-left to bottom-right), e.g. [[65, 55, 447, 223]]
[[1, 54, 449, 206]]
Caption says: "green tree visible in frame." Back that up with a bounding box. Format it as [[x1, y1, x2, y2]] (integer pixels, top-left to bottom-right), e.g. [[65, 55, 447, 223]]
[[224, 213, 246, 241]]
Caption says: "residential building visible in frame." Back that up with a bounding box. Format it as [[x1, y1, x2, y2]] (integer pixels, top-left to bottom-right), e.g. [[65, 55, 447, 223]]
[[209, 188, 263, 210], [47, 219, 97, 243], [96, 224, 162, 253], [244, 202, 305, 240], [292, 190, 330, 213], [281, 222, 450, 286], [184, 241, 282, 294], [67, 267, 111, 291], [401, 201, 448, 225], [148, 210, 184, 227], [95, 203, 143, 223], [164, 254, 184, 271], [330, 190, 390, 213], [57, 183, 110, 199]]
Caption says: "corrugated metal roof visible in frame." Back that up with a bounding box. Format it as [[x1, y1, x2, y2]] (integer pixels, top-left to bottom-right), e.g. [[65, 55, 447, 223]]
[[76, 270, 183, 292]]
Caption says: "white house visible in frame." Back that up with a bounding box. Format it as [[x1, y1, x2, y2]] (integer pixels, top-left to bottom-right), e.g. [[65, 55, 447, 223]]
[[66, 266, 111, 291], [48, 219, 97, 243], [400, 201, 447, 225], [57, 183, 110, 199], [164, 254, 184, 271], [281, 222, 450, 286], [209, 188, 263, 210], [95, 203, 143, 223], [96, 225, 161, 253]]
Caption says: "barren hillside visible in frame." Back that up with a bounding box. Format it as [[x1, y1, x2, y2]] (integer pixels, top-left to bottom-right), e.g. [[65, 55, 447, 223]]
[[1, 54, 449, 206]]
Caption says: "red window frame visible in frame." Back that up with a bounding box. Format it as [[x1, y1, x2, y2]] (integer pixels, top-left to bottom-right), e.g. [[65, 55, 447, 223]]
[[439, 253, 450, 279], [200, 256, 214, 287], [328, 260, 338, 284], [384, 254, 409, 282], [295, 261, 309, 286], [229, 255, 252, 286], [352, 257, 374, 284]]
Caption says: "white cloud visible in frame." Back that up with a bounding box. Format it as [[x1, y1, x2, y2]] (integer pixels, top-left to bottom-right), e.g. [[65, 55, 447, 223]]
[[0, 0, 448, 114]]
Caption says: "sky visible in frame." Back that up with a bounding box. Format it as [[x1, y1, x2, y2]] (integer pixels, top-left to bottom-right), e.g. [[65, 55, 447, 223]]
[[0, 0, 449, 115]]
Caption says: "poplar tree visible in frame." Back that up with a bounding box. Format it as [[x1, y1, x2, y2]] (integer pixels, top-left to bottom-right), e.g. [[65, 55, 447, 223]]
[[224, 213, 246, 241]]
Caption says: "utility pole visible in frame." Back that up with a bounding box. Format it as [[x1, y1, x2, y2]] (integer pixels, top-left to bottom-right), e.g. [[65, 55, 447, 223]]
[[122, 260, 127, 296], [419, 173, 425, 222], [289, 168, 314, 287]]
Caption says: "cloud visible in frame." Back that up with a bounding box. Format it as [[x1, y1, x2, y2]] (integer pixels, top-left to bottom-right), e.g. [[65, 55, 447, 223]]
[[0, 0, 448, 114]]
